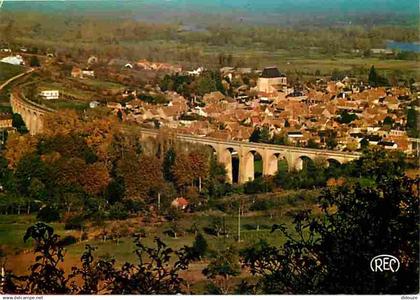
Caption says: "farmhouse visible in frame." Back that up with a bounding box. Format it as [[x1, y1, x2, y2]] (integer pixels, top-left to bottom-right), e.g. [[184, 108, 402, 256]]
[[40, 90, 59, 100], [171, 197, 189, 210], [82, 68, 95, 78], [1, 55, 25, 66]]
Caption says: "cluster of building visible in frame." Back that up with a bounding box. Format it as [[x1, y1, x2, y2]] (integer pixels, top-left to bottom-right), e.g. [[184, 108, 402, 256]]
[[1, 46, 416, 154], [113, 66, 417, 154]]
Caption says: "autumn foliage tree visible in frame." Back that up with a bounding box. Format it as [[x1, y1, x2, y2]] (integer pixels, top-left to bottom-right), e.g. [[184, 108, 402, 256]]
[[42, 110, 82, 136], [172, 149, 210, 193], [79, 163, 110, 196], [5, 133, 37, 169], [116, 153, 164, 202]]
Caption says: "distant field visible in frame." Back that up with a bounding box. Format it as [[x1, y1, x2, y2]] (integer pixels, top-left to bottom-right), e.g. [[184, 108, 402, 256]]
[[202, 45, 419, 77], [77, 78, 125, 92], [11, 37, 419, 80]]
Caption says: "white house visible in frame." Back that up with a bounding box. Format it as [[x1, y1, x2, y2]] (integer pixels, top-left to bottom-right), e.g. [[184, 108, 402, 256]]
[[378, 141, 398, 150], [187, 67, 204, 76], [287, 131, 304, 138], [1, 55, 24, 66], [82, 69, 95, 77], [40, 90, 59, 100], [89, 101, 100, 109], [192, 106, 208, 117]]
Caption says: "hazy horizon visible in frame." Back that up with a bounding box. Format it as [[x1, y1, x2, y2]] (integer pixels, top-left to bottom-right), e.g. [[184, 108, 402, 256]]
[[2, 0, 418, 27]]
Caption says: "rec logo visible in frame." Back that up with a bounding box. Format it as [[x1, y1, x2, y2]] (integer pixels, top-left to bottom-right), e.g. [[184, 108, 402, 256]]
[[370, 254, 400, 272]]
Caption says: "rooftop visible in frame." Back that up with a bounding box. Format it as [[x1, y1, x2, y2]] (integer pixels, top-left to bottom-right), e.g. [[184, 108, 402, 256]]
[[261, 67, 285, 78]]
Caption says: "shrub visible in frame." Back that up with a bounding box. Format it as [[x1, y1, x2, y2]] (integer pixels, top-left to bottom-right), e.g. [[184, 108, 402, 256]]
[[190, 232, 208, 260], [37, 206, 60, 223], [91, 211, 106, 226], [249, 198, 276, 211], [58, 235, 77, 247], [242, 224, 257, 230], [135, 228, 147, 238], [244, 177, 273, 194], [108, 203, 129, 220]]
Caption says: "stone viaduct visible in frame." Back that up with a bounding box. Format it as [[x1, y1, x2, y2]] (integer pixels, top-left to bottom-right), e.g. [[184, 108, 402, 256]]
[[138, 128, 361, 184], [10, 91, 54, 135], [10, 91, 361, 184]]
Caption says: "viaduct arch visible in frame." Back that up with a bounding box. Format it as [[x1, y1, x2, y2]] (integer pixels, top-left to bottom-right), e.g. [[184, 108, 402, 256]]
[[10, 91, 54, 135]]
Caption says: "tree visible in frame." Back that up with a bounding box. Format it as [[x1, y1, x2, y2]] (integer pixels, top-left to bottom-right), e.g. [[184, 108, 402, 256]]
[[207, 157, 228, 198], [79, 163, 110, 196], [29, 56, 40, 67], [54, 157, 86, 190], [163, 147, 176, 182], [195, 74, 217, 96], [42, 110, 82, 137], [406, 107, 418, 137], [368, 65, 378, 87], [190, 232, 208, 261], [339, 111, 358, 124], [171, 152, 194, 191], [323, 129, 338, 150], [346, 139, 359, 152], [326, 136, 338, 150], [242, 169, 419, 294], [249, 127, 270, 143], [15, 154, 49, 196], [37, 206, 60, 222], [383, 116, 393, 127], [83, 117, 118, 164], [5, 134, 37, 169], [116, 153, 164, 202], [368, 65, 389, 87], [7, 223, 70, 294], [203, 247, 241, 294], [360, 138, 369, 150], [12, 113, 28, 134], [188, 150, 210, 191], [306, 139, 319, 149], [206, 216, 228, 237]]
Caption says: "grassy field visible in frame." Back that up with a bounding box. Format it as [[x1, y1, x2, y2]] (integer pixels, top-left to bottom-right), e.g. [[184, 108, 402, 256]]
[[26, 77, 125, 110], [0, 62, 26, 105], [0, 189, 318, 274], [77, 78, 125, 92], [1, 212, 295, 291], [0, 188, 320, 293], [0, 62, 25, 85]]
